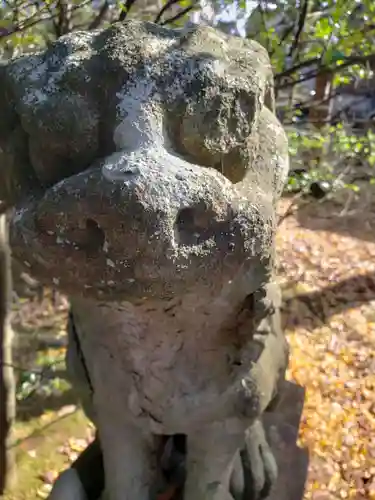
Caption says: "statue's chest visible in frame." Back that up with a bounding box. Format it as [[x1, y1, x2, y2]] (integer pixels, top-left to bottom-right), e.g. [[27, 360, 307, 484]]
[[70, 298, 237, 432]]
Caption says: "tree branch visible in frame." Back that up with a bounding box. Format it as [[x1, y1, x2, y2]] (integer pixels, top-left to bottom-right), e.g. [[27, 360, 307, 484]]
[[276, 56, 321, 83], [117, 0, 137, 22], [0, 0, 92, 40], [269, 22, 294, 58], [288, 0, 309, 59], [46, 1, 60, 39], [89, 0, 109, 30], [275, 53, 375, 92], [154, 0, 181, 24], [257, 0, 271, 52], [160, 3, 197, 26], [280, 85, 340, 122], [55, 0, 73, 37]]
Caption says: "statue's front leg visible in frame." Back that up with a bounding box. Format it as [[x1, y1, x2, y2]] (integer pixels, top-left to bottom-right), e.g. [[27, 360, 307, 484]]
[[97, 417, 161, 500], [184, 421, 245, 500], [231, 419, 277, 500]]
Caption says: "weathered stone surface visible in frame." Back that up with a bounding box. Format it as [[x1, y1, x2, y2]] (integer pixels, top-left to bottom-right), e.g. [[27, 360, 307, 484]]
[[1, 21, 288, 301], [1, 20, 296, 500]]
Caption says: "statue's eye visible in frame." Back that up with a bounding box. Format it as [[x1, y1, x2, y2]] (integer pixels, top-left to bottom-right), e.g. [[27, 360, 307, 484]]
[[166, 85, 258, 184], [24, 93, 99, 189], [181, 87, 256, 152]]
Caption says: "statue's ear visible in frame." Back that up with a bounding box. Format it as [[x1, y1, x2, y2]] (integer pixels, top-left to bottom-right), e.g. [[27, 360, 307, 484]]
[[170, 78, 258, 183]]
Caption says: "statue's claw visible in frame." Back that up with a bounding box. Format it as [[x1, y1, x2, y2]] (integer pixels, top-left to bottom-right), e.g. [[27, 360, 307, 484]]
[[241, 420, 277, 500]]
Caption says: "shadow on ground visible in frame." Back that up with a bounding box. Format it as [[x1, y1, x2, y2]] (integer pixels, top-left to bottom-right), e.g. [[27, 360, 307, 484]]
[[17, 387, 77, 422], [282, 271, 375, 330], [293, 194, 375, 243]]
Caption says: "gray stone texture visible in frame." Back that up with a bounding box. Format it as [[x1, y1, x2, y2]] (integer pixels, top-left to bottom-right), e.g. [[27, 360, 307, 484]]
[[0, 20, 302, 500]]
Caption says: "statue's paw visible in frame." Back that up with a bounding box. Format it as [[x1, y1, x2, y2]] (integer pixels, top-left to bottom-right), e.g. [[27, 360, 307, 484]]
[[237, 420, 277, 500], [48, 468, 88, 500]]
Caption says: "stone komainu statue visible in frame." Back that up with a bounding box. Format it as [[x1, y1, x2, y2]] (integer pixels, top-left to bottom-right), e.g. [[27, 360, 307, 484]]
[[0, 20, 294, 500]]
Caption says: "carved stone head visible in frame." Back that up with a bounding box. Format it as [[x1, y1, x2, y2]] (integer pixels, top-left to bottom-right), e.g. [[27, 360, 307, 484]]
[[0, 21, 289, 301]]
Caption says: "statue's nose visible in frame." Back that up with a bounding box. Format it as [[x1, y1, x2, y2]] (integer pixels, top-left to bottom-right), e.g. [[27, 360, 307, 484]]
[[14, 143, 237, 261], [10, 141, 255, 299], [99, 147, 232, 247]]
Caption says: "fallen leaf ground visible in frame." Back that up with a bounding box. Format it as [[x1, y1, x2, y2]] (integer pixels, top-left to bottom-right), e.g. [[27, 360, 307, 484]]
[[5, 193, 375, 500], [279, 194, 375, 500]]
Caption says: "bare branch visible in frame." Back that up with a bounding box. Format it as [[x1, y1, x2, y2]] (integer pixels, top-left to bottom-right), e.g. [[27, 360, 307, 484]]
[[288, 0, 309, 59], [161, 2, 197, 26], [0, 1, 51, 38], [275, 52, 375, 92], [0, 0, 92, 40], [154, 0, 181, 24]]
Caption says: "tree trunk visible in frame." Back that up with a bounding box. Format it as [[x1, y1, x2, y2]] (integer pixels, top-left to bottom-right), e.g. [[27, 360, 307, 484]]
[[0, 213, 16, 494], [310, 71, 333, 128], [307, 70, 333, 168]]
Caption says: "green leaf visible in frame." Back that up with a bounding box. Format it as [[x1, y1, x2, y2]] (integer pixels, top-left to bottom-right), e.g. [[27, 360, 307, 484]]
[[315, 17, 333, 39]]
